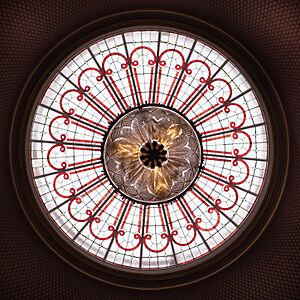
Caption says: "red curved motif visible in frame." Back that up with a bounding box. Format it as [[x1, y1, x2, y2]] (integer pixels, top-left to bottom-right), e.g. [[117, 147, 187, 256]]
[[195, 207, 221, 231], [68, 197, 93, 222], [102, 52, 129, 74], [77, 67, 104, 92], [115, 230, 142, 251], [130, 46, 157, 104], [171, 224, 197, 246], [208, 78, 233, 104], [60, 89, 84, 115], [158, 49, 185, 70], [232, 130, 253, 157], [143, 232, 170, 253], [185, 59, 211, 82], [89, 218, 115, 240], [129, 46, 156, 67], [53, 172, 76, 199], [46, 144, 67, 170], [224, 103, 247, 129], [228, 158, 250, 185], [49, 116, 70, 142], [215, 185, 239, 211]]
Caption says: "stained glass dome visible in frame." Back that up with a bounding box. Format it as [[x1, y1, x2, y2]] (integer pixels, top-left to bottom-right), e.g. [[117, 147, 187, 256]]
[[28, 29, 270, 272]]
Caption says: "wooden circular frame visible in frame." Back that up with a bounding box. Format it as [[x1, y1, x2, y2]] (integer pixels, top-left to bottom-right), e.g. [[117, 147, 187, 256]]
[[9, 10, 289, 289]]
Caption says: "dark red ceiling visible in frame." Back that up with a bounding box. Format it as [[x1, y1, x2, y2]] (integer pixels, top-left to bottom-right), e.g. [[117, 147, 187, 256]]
[[0, 0, 299, 299]]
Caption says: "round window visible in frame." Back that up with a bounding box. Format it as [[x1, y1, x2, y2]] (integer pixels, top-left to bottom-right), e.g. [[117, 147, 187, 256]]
[[10, 11, 288, 289]]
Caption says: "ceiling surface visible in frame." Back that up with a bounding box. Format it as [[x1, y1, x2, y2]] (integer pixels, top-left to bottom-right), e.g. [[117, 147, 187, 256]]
[[0, 0, 299, 299]]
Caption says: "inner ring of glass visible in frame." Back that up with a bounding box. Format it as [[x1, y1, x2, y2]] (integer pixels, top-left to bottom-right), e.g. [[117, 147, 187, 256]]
[[103, 106, 202, 203]]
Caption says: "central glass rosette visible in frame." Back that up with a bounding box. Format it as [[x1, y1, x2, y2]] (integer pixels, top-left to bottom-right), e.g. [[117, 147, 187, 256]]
[[103, 106, 202, 203]]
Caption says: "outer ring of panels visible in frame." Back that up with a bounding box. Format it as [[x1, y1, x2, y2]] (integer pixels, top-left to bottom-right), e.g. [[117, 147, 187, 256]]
[[10, 11, 289, 290]]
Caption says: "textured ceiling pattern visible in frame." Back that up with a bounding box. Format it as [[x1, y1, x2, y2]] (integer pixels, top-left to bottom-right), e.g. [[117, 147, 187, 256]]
[[0, 0, 299, 299]]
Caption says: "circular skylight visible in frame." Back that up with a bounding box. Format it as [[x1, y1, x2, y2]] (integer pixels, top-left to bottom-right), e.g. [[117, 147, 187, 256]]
[[29, 29, 269, 271]]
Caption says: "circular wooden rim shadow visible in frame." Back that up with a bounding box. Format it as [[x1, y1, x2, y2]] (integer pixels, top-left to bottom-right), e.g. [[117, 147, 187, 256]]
[[9, 10, 289, 290]]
